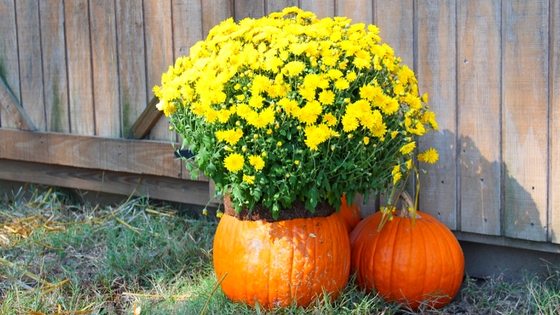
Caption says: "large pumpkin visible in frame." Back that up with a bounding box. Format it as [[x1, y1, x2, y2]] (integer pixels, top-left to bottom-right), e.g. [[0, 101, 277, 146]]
[[350, 210, 464, 309], [213, 212, 351, 309], [336, 195, 361, 232]]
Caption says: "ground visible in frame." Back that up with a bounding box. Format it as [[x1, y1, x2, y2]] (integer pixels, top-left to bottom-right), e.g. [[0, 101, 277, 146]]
[[1, 186, 559, 314]]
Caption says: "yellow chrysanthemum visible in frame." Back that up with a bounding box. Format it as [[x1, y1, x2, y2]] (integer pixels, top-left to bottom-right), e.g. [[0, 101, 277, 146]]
[[400, 141, 416, 155], [392, 165, 402, 184], [249, 155, 265, 171], [224, 153, 244, 173], [243, 174, 255, 185], [215, 128, 243, 145], [318, 90, 335, 105], [283, 61, 306, 77], [418, 148, 439, 164], [304, 124, 339, 150]]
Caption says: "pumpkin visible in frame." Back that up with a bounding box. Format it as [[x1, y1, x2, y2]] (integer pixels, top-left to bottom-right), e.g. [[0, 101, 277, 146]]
[[350, 210, 464, 309], [336, 195, 361, 232], [213, 212, 351, 309]]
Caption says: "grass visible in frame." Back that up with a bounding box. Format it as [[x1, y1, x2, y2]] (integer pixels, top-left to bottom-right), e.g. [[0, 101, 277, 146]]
[[1, 186, 560, 314]]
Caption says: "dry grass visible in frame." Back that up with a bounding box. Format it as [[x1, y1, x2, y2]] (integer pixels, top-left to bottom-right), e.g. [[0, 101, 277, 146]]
[[1, 185, 559, 314]]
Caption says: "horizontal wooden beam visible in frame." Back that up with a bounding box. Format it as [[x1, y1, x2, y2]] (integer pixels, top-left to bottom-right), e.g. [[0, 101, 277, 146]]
[[0, 129, 206, 181], [0, 159, 210, 206], [0, 77, 36, 131], [455, 231, 560, 254], [129, 96, 163, 139]]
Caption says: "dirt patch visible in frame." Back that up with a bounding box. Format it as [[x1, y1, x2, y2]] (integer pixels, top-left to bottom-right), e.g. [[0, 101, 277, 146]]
[[223, 195, 335, 222]]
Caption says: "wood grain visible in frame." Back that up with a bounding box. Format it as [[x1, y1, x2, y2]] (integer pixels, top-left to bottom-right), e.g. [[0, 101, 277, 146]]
[[335, 0, 373, 23], [143, 0, 174, 141], [235, 0, 264, 20], [171, 0, 203, 59], [265, 0, 298, 14], [373, 0, 414, 66], [502, 0, 548, 242], [0, 159, 210, 206], [0, 0, 20, 128], [16, 0, 45, 130], [299, 0, 335, 18], [457, 0, 501, 235], [550, 0, 560, 243], [0, 77, 35, 130], [39, 0, 69, 133], [65, 0, 95, 135], [201, 0, 233, 37], [0, 129, 205, 180], [416, 0, 457, 229], [116, 0, 147, 138], [130, 96, 162, 139], [90, 0, 120, 137]]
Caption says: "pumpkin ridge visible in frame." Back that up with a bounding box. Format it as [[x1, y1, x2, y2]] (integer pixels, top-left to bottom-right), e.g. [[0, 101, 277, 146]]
[[388, 216, 402, 301], [266, 230, 271, 308], [424, 216, 450, 305], [417, 219, 429, 305], [367, 214, 382, 289]]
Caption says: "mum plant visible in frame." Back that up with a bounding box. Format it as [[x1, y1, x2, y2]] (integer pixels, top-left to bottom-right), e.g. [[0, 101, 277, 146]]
[[154, 7, 438, 218]]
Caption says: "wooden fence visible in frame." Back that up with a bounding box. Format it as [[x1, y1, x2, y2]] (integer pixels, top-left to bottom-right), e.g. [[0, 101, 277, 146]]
[[0, 0, 559, 252]]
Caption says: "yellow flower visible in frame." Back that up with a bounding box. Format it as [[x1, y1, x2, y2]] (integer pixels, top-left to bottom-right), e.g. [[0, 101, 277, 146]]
[[249, 155, 265, 171], [342, 114, 359, 132], [334, 78, 349, 90], [400, 141, 416, 155], [283, 61, 306, 77], [322, 113, 337, 126], [318, 90, 335, 105], [224, 153, 244, 173], [215, 128, 243, 145], [418, 148, 439, 164], [243, 174, 255, 184], [392, 165, 402, 184], [296, 100, 322, 125], [363, 136, 370, 145], [304, 124, 339, 150]]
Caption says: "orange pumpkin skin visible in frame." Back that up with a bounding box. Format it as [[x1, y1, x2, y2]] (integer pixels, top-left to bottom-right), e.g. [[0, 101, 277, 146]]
[[336, 195, 361, 232], [213, 213, 351, 309], [350, 211, 464, 309]]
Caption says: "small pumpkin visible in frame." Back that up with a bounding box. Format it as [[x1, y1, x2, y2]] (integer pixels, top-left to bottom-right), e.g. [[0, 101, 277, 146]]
[[350, 209, 464, 309], [213, 212, 351, 309], [336, 194, 361, 232]]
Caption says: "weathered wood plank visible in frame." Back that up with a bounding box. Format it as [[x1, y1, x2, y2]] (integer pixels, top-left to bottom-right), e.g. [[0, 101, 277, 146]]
[[90, 0, 120, 137], [373, 0, 414, 66], [143, 0, 174, 141], [0, 159, 210, 206], [416, 0, 457, 229], [0, 129, 206, 180], [502, 0, 548, 242], [335, 0, 373, 23], [0, 0, 20, 128], [65, 0, 95, 135], [130, 96, 162, 139], [171, 0, 203, 59], [299, 0, 335, 18], [39, 0, 69, 133], [201, 0, 233, 37], [235, 0, 264, 20], [116, 0, 147, 138], [457, 0, 501, 235], [0, 77, 35, 130], [265, 0, 297, 14], [16, 0, 45, 130], [550, 0, 560, 243]]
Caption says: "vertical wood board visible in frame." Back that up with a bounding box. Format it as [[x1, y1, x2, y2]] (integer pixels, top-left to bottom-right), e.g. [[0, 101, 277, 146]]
[[234, 0, 264, 20], [201, 0, 233, 37], [416, 0, 457, 229], [502, 0, 548, 242], [143, 0, 174, 141], [172, 0, 203, 59], [299, 0, 335, 18], [90, 0, 120, 137], [373, 0, 414, 76], [65, 0, 95, 135], [457, 0, 501, 235], [39, 0, 70, 133], [116, 0, 147, 138], [0, 0, 20, 128], [335, 0, 373, 24], [16, 0, 45, 130], [550, 0, 560, 243], [265, 0, 298, 14]]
